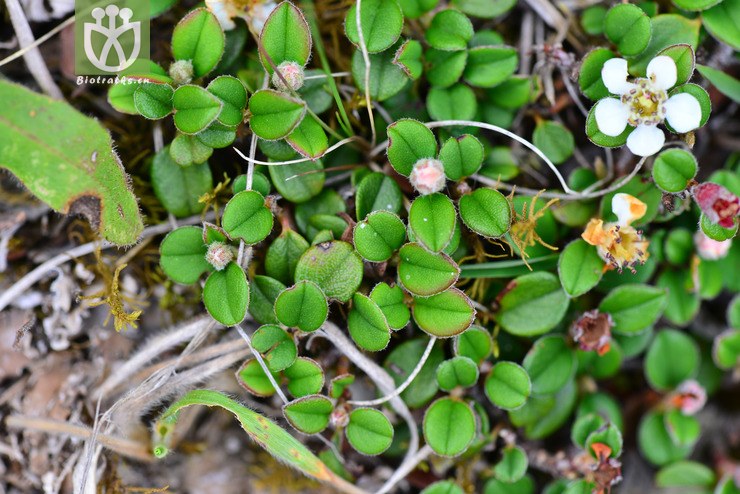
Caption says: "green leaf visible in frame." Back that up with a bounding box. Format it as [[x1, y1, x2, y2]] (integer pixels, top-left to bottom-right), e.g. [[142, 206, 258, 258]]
[[412, 288, 475, 337], [713, 329, 740, 370], [351, 45, 409, 102], [604, 3, 651, 56], [251, 324, 297, 372], [578, 48, 617, 100], [108, 74, 172, 115], [427, 83, 477, 121], [284, 357, 325, 397], [370, 283, 410, 330], [222, 190, 274, 244], [260, 1, 312, 73], [484, 476, 535, 494], [581, 6, 607, 35], [387, 119, 438, 176], [496, 272, 569, 336], [196, 121, 237, 149], [398, 243, 460, 297], [485, 361, 531, 410], [283, 395, 333, 434], [170, 132, 212, 166], [408, 193, 457, 252], [248, 89, 307, 140], [664, 409, 700, 448], [485, 76, 536, 110], [237, 359, 278, 397], [436, 356, 479, 391], [329, 373, 355, 399], [355, 172, 403, 219], [173, 85, 223, 135], [345, 0, 404, 53], [455, 326, 492, 364], [399, 0, 438, 18], [494, 446, 528, 483], [203, 262, 249, 326], [274, 280, 328, 332], [571, 414, 607, 449], [458, 188, 511, 238], [658, 44, 696, 86], [425, 9, 473, 51], [673, 0, 722, 10], [645, 329, 700, 391], [638, 411, 693, 466], [702, 0, 740, 50], [133, 83, 173, 119], [152, 389, 343, 484], [269, 160, 325, 203], [348, 293, 392, 351], [509, 380, 577, 440], [697, 64, 740, 104], [0, 81, 143, 245], [346, 408, 394, 456], [652, 149, 698, 193], [354, 211, 406, 262], [159, 226, 211, 284], [248, 275, 286, 325], [207, 76, 247, 127], [151, 146, 212, 217], [558, 239, 604, 298], [656, 461, 716, 488], [533, 121, 574, 165], [286, 115, 328, 158], [439, 134, 484, 180], [585, 422, 623, 457], [423, 397, 476, 456], [629, 14, 700, 76], [523, 335, 577, 395], [426, 48, 468, 88], [421, 481, 464, 494], [171, 8, 225, 78], [463, 46, 518, 88], [701, 212, 738, 241], [294, 241, 364, 302], [586, 100, 633, 148], [265, 230, 310, 285], [393, 39, 423, 80], [451, 0, 515, 18], [599, 284, 667, 335]]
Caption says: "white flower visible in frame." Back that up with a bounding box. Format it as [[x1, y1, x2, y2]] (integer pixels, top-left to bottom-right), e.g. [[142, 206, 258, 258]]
[[592, 56, 702, 157], [205, 0, 277, 32], [409, 158, 446, 195]]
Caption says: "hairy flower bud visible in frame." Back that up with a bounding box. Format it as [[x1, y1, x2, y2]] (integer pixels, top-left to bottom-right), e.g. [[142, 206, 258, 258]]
[[409, 158, 446, 195], [670, 379, 707, 415], [169, 60, 194, 86], [205, 242, 234, 271], [692, 182, 740, 229], [272, 61, 305, 92]]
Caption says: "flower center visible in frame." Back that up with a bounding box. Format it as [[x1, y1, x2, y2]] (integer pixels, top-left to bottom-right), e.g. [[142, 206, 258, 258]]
[[621, 79, 667, 127]]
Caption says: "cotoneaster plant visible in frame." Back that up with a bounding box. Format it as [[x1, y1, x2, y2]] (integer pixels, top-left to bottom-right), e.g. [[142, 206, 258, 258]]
[[2, 0, 740, 493]]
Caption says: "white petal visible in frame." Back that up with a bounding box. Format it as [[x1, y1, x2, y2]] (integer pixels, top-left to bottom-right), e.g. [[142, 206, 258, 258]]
[[626, 124, 665, 157], [601, 58, 634, 95], [647, 56, 677, 90], [594, 98, 630, 137], [612, 193, 647, 227], [664, 93, 702, 133]]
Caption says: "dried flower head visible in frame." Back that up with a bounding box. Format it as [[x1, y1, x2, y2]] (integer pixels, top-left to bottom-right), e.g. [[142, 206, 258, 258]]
[[582, 193, 650, 273], [572, 310, 614, 356], [205, 242, 235, 271], [590, 443, 623, 494], [272, 61, 305, 92], [692, 182, 740, 229], [409, 158, 446, 195], [670, 379, 707, 416]]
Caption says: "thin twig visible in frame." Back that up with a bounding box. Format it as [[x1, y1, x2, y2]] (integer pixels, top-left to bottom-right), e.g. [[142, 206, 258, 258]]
[[304, 71, 351, 80], [348, 337, 436, 407], [236, 325, 289, 404], [0, 15, 75, 68], [377, 445, 434, 494], [233, 136, 359, 166], [355, 0, 377, 147], [4, 0, 63, 98]]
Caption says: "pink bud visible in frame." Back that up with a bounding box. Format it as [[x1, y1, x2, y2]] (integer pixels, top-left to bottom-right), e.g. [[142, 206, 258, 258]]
[[694, 230, 732, 260], [205, 242, 234, 271], [272, 61, 305, 92], [672, 379, 707, 415], [409, 158, 446, 195], [692, 182, 740, 229]]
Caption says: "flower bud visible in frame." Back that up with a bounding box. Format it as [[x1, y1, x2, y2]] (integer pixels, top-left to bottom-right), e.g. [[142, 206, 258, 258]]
[[409, 158, 446, 195], [272, 61, 305, 92], [694, 230, 732, 261], [670, 379, 706, 416], [169, 60, 194, 86], [205, 242, 235, 271], [692, 182, 740, 229]]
